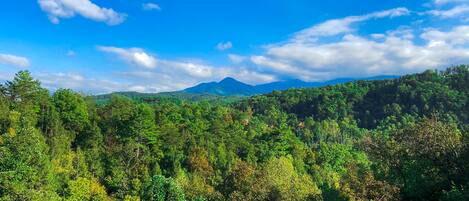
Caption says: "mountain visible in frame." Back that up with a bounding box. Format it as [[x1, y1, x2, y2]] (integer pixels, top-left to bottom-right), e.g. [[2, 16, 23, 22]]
[[183, 77, 259, 96], [184, 75, 399, 96], [95, 75, 400, 102], [255, 79, 313, 94]]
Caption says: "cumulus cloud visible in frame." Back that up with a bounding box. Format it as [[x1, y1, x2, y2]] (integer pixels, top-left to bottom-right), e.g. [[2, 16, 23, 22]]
[[422, 26, 469, 45], [116, 57, 277, 92], [116, 73, 265, 93], [35, 71, 184, 94], [95, 45, 276, 92], [34, 71, 134, 94], [251, 56, 309, 77], [248, 4, 469, 82], [149, 59, 276, 85], [98, 46, 158, 69], [0, 53, 30, 68], [159, 60, 216, 78], [426, 4, 469, 18], [142, 3, 161, 11], [433, 0, 468, 5], [251, 25, 469, 81], [25, 3, 469, 93], [228, 54, 247, 63], [38, 0, 126, 25], [25, 68, 260, 94], [292, 7, 410, 41], [216, 41, 233, 51]]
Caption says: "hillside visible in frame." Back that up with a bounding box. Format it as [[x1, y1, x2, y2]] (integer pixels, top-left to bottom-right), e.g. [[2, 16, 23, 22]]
[[94, 76, 399, 103], [0, 66, 468, 201], [183, 75, 399, 96], [255, 75, 399, 94], [93, 91, 244, 105], [183, 77, 258, 96]]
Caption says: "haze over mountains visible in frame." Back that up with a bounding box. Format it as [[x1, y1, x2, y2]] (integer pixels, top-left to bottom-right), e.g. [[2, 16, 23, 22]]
[[183, 75, 399, 96], [95, 75, 399, 103]]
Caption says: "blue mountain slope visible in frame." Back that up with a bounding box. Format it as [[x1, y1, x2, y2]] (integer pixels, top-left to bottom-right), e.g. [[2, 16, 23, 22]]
[[183, 75, 399, 96], [184, 77, 259, 96], [257, 75, 399, 94]]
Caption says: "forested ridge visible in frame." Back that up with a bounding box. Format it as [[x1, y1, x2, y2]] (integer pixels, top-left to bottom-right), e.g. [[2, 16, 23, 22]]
[[1, 66, 468, 201]]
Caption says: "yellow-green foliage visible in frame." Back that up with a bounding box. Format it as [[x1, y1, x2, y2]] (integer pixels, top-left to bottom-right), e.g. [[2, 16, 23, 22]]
[[1, 66, 469, 201]]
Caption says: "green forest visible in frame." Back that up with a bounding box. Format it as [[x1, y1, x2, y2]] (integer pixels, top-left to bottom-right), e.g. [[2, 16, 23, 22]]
[[1, 65, 468, 201]]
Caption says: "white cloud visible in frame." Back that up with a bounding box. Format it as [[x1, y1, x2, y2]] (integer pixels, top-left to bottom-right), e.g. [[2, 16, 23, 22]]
[[35, 71, 179, 94], [242, 6, 469, 81], [251, 22, 469, 81], [371, 33, 386, 39], [26, 4, 469, 93], [426, 4, 469, 18], [251, 56, 307, 76], [216, 41, 233, 51], [236, 69, 277, 84], [160, 60, 216, 78], [153, 59, 275, 84], [118, 71, 190, 92], [422, 26, 469, 46], [35, 71, 133, 94], [117, 57, 277, 92], [228, 54, 247, 63], [98, 46, 158, 69], [95, 45, 277, 92], [0, 53, 30, 68], [0, 70, 150, 94], [433, 0, 468, 5], [142, 3, 161, 11], [38, 0, 126, 25], [386, 27, 415, 40], [292, 7, 410, 41]]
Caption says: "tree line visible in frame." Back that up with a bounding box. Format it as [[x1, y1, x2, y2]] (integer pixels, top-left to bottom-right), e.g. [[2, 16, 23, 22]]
[[1, 65, 468, 200]]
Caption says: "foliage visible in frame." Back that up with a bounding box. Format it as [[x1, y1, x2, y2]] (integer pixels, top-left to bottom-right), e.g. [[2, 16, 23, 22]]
[[1, 65, 469, 200], [142, 175, 186, 201]]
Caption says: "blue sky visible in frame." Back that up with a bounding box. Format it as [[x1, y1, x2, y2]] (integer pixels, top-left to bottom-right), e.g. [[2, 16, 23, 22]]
[[0, 0, 468, 94]]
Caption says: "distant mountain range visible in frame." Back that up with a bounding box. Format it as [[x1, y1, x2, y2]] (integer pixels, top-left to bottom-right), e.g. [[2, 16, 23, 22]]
[[94, 75, 400, 103], [183, 75, 399, 96], [183, 77, 258, 96]]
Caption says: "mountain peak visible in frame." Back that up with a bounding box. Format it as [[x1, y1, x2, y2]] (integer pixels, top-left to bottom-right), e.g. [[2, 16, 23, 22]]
[[183, 77, 257, 96], [184, 75, 399, 96], [220, 77, 239, 83]]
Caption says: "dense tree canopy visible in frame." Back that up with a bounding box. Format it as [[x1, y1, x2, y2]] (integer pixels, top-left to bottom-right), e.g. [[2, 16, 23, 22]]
[[1, 66, 469, 200]]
